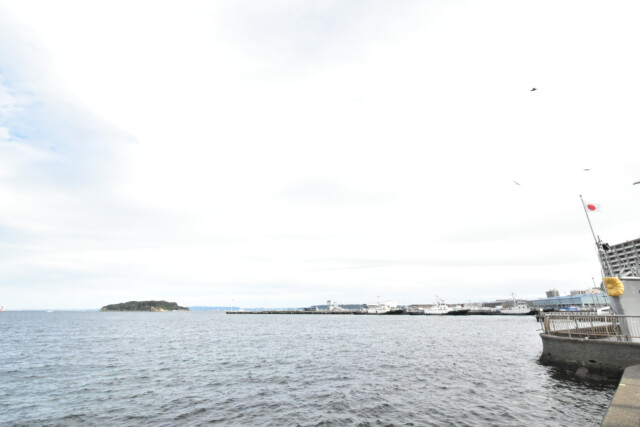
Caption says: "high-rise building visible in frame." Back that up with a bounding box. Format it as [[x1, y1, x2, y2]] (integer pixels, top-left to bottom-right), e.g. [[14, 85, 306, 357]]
[[546, 289, 560, 298]]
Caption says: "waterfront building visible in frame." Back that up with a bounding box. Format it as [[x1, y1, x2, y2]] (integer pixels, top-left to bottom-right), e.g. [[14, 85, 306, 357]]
[[569, 288, 601, 295], [306, 303, 364, 311], [531, 291, 609, 310]]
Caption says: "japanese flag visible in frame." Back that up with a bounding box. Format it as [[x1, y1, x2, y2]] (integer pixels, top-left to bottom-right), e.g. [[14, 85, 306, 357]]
[[585, 202, 601, 212]]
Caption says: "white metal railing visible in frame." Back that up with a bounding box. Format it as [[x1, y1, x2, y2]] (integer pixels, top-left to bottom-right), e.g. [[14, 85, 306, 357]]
[[541, 313, 640, 341]]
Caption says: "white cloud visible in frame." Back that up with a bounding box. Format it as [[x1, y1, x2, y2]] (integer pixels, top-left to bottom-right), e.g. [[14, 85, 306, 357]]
[[1, 0, 640, 309]]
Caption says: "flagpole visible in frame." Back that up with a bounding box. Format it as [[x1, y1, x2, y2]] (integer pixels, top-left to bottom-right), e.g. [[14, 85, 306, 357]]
[[579, 195, 614, 277], [579, 195, 598, 245]]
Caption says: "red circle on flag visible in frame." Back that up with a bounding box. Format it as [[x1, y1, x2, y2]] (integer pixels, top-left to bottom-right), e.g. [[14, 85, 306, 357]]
[[587, 204, 596, 211]]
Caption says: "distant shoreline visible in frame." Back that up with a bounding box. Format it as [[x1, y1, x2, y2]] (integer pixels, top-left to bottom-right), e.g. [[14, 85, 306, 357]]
[[100, 300, 189, 312]]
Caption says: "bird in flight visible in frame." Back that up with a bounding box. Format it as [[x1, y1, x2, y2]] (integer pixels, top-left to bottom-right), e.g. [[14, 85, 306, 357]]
[[530, 88, 537, 91], [584, 168, 590, 171], [634, 181, 640, 185], [513, 180, 521, 186]]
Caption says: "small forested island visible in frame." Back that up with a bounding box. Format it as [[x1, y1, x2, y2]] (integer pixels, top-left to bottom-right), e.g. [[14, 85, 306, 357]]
[[100, 300, 189, 312]]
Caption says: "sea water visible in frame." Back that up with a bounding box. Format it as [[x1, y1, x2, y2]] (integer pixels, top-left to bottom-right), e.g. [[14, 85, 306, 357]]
[[0, 312, 615, 426]]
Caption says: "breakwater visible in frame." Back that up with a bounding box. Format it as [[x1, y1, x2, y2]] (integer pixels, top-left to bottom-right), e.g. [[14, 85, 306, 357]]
[[227, 310, 362, 315], [226, 310, 531, 315]]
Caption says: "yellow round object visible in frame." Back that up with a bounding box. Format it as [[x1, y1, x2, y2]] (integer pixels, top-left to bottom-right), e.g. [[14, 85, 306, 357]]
[[604, 277, 624, 297]]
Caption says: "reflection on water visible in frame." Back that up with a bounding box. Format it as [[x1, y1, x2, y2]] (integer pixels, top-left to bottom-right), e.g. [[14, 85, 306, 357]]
[[545, 365, 619, 389], [0, 312, 616, 426]]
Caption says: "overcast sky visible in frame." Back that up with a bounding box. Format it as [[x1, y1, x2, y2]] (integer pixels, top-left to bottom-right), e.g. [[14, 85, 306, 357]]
[[1, 0, 640, 309]]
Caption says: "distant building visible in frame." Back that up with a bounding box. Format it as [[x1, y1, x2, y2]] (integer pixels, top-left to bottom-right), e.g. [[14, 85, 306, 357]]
[[531, 290, 609, 310], [569, 288, 601, 296], [307, 303, 364, 311], [599, 237, 640, 276], [546, 289, 560, 298]]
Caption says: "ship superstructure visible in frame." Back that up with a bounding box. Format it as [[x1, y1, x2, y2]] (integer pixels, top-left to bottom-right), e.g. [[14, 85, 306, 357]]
[[599, 237, 640, 277]]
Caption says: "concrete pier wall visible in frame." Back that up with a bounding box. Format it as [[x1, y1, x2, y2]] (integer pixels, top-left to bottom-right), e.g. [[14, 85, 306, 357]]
[[601, 364, 640, 426], [540, 334, 640, 378]]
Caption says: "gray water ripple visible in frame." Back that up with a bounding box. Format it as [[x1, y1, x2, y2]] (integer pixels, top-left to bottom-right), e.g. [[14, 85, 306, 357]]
[[0, 312, 615, 426]]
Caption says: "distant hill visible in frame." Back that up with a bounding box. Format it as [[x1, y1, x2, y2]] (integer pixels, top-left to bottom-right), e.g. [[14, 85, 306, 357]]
[[100, 300, 189, 312]]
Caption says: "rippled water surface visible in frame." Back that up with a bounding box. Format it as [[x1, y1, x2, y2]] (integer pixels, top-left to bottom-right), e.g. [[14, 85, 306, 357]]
[[0, 312, 616, 426]]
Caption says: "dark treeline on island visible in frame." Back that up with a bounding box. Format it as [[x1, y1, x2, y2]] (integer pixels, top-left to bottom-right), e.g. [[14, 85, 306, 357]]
[[100, 301, 189, 312]]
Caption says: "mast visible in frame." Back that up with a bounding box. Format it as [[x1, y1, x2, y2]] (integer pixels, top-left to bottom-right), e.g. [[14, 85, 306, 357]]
[[579, 195, 598, 244], [579, 195, 614, 277]]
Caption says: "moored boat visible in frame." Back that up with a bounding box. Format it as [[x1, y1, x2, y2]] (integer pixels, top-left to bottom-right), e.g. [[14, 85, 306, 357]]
[[445, 309, 469, 315], [497, 293, 534, 315], [382, 308, 406, 315], [422, 297, 452, 315]]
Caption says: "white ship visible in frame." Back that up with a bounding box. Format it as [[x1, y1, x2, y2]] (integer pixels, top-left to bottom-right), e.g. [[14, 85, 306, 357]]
[[422, 297, 451, 315], [363, 297, 398, 314], [498, 294, 533, 315]]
